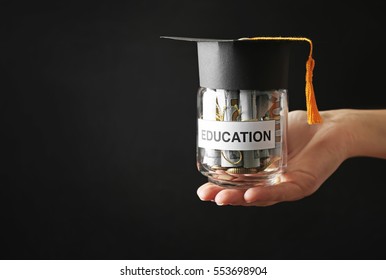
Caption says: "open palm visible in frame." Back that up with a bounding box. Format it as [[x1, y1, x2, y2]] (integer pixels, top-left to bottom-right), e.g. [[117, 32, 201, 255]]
[[197, 110, 350, 206]]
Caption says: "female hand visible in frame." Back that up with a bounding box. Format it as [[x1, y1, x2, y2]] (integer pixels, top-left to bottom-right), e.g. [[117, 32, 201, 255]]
[[197, 109, 386, 206]]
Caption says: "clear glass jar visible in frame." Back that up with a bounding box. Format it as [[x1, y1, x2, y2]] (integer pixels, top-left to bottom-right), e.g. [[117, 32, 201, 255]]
[[197, 87, 288, 188]]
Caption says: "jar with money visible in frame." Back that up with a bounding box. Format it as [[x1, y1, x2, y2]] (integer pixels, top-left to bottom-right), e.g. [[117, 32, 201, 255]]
[[162, 36, 322, 188]]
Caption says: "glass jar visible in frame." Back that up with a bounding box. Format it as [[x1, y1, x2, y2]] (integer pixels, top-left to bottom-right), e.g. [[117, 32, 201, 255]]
[[197, 87, 288, 188]]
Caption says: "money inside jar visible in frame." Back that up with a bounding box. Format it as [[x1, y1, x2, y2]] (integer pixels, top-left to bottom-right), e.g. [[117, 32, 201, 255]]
[[197, 88, 288, 186]]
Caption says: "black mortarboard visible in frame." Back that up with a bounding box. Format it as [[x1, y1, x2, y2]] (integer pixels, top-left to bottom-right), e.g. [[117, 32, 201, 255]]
[[161, 36, 322, 124]]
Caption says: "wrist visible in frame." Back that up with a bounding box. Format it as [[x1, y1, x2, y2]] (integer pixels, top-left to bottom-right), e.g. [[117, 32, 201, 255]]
[[335, 109, 386, 159]]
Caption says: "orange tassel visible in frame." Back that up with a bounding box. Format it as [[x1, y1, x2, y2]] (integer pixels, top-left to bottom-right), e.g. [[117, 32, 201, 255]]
[[239, 36, 323, 124], [305, 54, 322, 124]]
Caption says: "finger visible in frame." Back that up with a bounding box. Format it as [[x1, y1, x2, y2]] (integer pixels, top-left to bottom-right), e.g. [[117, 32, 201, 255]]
[[197, 182, 224, 201], [214, 188, 247, 206], [244, 179, 310, 203], [244, 200, 279, 207]]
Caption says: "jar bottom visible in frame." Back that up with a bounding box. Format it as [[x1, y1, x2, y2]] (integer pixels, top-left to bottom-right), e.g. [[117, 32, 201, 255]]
[[206, 170, 284, 189]]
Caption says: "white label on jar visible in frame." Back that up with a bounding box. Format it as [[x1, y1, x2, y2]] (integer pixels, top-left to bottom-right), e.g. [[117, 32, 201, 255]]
[[197, 119, 275, 151]]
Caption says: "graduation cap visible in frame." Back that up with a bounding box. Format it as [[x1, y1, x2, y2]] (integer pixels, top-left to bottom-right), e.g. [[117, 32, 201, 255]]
[[161, 36, 322, 124]]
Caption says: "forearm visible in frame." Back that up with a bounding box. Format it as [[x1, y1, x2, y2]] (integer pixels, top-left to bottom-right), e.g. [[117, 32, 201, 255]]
[[340, 109, 386, 159]]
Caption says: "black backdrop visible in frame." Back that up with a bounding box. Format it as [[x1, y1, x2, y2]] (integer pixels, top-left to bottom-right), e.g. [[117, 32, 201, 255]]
[[2, 1, 386, 259]]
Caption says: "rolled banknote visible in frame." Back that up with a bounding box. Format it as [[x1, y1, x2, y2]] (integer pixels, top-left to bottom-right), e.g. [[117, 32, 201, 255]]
[[239, 90, 260, 168], [202, 88, 221, 167], [219, 89, 243, 168]]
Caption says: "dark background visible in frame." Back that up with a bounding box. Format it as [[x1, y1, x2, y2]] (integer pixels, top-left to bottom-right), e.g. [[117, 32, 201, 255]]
[[1, 0, 386, 259]]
